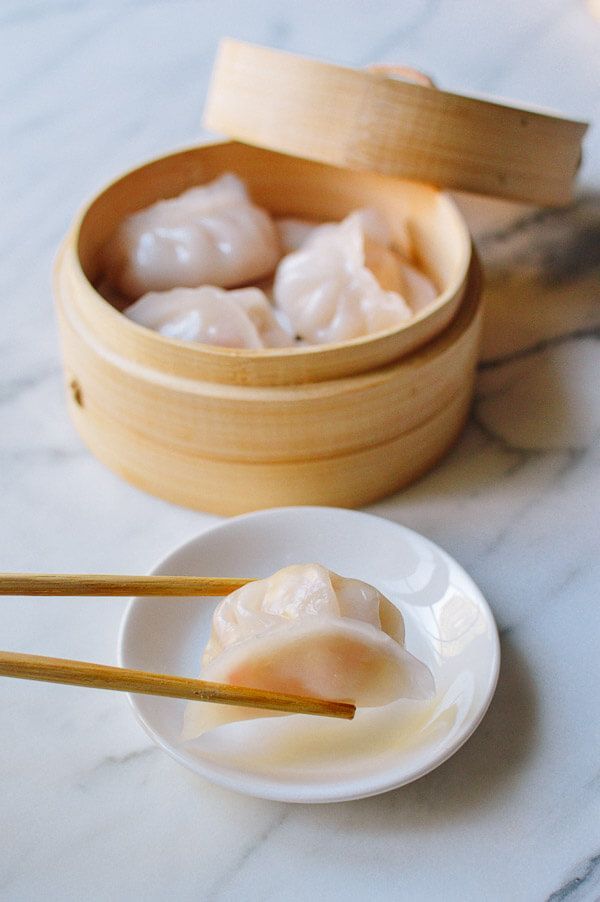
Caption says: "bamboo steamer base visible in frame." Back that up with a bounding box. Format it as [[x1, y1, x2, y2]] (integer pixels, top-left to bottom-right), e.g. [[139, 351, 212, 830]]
[[65, 381, 473, 515], [58, 265, 482, 515], [55, 139, 482, 515], [56, 256, 480, 466]]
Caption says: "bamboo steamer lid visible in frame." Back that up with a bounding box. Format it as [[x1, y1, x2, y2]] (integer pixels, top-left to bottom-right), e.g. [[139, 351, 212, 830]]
[[205, 39, 588, 207]]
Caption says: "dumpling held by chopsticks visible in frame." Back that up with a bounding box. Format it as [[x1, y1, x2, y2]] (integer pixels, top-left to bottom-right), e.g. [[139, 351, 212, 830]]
[[183, 563, 434, 739]]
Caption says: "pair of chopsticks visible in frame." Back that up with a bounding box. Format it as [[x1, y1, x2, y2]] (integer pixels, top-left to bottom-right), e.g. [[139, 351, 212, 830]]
[[0, 573, 355, 721]]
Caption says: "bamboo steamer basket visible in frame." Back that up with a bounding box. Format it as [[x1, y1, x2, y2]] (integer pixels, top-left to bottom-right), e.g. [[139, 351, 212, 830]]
[[54, 41, 587, 515]]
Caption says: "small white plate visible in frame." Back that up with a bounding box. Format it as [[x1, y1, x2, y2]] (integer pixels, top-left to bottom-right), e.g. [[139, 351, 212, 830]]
[[118, 507, 500, 803]]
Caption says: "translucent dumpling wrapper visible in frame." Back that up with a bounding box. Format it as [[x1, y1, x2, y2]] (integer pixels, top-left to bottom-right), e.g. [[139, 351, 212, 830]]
[[275, 211, 437, 325], [183, 563, 434, 739], [363, 237, 439, 312], [125, 286, 294, 349], [103, 173, 282, 299], [273, 212, 415, 344], [276, 209, 413, 259], [396, 258, 439, 313]]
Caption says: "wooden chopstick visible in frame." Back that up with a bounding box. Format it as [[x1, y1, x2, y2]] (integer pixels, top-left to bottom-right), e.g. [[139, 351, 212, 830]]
[[0, 573, 254, 597], [0, 651, 355, 720]]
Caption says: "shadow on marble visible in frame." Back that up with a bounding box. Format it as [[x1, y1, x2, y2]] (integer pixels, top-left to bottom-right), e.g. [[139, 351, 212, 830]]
[[329, 634, 537, 822], [370, 417, 545, 509]]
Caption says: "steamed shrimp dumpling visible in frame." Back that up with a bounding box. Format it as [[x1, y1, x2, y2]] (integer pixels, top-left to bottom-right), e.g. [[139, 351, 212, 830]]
[[363, 238, 438, 310], [397, 259, 438, 312], [275, 210, 437, 322], [125, 286, 293, 349], [341, 209, 437, 311], [276, 209, 412, 259], [104, 173, 281, 299], [183, 563, 434, 739], [273, 213, 413, 344]]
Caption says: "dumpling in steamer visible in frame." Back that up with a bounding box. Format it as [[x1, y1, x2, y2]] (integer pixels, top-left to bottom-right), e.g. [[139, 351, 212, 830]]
[[363, 237, 438, 312], [276, 209, 413, 259], [273, 213, 414, 344], [183, 563, 434, 739], [275, 211, 437, 318], [125, 286, 294, 349], [396, 259, 438, 313], [103, 173, 281, 300]]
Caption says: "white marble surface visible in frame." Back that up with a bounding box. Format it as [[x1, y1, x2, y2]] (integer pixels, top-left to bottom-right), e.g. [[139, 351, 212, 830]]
[[1, 1, 599, 899]]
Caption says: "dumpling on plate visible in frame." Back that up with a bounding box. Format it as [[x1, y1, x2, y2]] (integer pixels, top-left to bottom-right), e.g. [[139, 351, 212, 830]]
[[183, 563, 434, 739], [103, 173, 281, 299], [125, 285, 294, 349], [273, 212, 414, 344]]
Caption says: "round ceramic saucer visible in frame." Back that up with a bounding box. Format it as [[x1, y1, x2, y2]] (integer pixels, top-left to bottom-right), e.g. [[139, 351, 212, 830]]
[[118, 507, 500, 803]]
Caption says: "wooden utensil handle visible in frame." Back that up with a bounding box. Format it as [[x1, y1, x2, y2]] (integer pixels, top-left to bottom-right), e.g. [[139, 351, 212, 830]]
[[0, 651, 355, 719], [0, 573, 252, 596]]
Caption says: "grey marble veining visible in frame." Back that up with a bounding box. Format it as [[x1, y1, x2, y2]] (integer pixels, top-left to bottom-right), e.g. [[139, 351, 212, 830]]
[[1, 2, 599, 900]]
